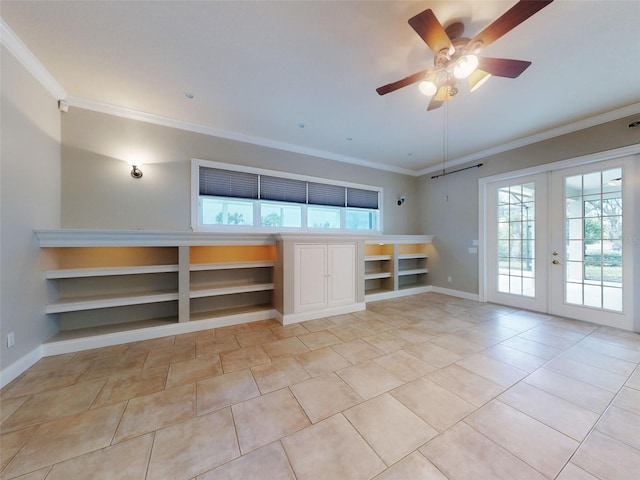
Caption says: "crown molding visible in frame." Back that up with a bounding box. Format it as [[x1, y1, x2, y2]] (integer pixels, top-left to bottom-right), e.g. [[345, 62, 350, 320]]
[[66, 97, 640, 179], [0, 17, 67, 100], [417, 103, 640, 177], [66, 96, 417, 177]]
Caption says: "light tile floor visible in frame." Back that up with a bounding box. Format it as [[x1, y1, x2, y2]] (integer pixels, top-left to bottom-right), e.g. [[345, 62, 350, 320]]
[[1, 293, 640, 479]]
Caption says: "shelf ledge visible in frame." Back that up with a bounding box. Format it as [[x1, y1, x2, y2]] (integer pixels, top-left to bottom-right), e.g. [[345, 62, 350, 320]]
[[46, 291, 179, 314], [365, 272, 392, 280], [397, 268, 428, 276], [365, 255, 392, 261], [190, 261, 274, 271], [189, 282, 275, 298], [35, 230, 276, 247], [46, 264, 179, 279]]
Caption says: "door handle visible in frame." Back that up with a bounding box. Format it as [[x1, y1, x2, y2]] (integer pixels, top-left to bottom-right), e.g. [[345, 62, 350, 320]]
[[552, 259, 560, 264]]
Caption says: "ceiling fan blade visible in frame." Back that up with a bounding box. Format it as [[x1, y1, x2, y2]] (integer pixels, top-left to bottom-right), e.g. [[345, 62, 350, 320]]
[[376, 69, 429, 96], [408, 9, 453, 55], [427, 99, 444, 111], [477, 57, 531, 78], [468, 0, 553, 50], [427, 86, 450, 110]]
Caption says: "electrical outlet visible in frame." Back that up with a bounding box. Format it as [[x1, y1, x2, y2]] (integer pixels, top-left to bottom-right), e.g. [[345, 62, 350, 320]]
[[7, 332, 15, 348], [447, 276, 452, 283]]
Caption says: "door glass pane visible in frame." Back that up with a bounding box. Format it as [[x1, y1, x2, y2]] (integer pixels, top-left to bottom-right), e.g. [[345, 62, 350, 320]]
[[497, 182, 535, 297], [563, 168, 623, 311]]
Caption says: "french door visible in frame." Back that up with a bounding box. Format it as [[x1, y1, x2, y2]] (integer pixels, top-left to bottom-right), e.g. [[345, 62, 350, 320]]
[[484, 156, 634, 329], [486, 173, 548, 312]]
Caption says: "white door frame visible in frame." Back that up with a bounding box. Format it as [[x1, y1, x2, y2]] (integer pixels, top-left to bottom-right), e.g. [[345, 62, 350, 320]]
[[485, 172, 549, 311], [479, 145, 639, 325], [548, 156, 635, 329]]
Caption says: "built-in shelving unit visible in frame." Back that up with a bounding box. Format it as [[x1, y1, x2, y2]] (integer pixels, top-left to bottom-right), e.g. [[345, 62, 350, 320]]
[[35, 231, 277, 355], [43, 246, 180, 336], [364, 236, 433, 301], [35, 230, 433, 355]]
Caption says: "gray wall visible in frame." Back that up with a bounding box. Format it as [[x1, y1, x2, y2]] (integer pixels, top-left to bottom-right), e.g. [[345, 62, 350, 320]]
[[418, 114, 640, 297], [1, 46, 61, 372], [61, 108, 419, 234]]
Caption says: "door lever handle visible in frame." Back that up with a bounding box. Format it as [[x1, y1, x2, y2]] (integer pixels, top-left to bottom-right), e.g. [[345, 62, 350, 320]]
[[552, 259, 560, 265]]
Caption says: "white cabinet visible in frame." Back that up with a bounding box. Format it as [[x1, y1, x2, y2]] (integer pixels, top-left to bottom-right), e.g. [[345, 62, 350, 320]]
[[274, 236, 363, 324], [294, 243, 356, 313]]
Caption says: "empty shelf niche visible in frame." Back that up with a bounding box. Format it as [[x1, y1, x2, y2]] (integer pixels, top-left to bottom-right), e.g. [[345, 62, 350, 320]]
[[397, 243, 428, 289], [44, 246, 180, 332], [364, 243, 394, 295], [189, 245, 275, 319]]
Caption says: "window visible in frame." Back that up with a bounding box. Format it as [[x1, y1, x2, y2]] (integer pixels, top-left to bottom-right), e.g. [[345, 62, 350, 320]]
[[201, 197, 254, 226], [308, 206, 341, 229], [192, 159, 382, 232], [260, 203, 303, 228]]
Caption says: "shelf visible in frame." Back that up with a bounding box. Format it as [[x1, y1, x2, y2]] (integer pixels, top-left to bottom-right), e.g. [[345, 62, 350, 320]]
[[190, 261, 274, 272], [46, 264, 179, 279], [365, 272, 392, 280], [44, 317, 178, 342], [190, 304, 274, 321], [364, 287, 393, 295], [365, 255, 392, 262], [398, 253, 428, 260], [46, 291, 179, 313], [398, 268, 428, 276], [189, 282, 274, 299]]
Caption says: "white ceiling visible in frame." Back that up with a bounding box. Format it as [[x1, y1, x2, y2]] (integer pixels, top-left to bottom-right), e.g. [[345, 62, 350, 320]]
[[2, 1, 639, 175]]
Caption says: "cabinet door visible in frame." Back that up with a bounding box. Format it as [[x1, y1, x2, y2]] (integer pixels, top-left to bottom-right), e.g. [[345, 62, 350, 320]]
[[294, 244, 328, 312], [328, 244, 356, 307]]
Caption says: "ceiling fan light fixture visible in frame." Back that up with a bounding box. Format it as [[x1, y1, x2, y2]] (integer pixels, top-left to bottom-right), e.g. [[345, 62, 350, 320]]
[[453, 54, 478, 79], [468, 69, 492, 92], [418, 79, 438, 96]]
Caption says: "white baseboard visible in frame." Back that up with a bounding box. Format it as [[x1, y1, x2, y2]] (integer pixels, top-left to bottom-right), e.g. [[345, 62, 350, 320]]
[[431, 286, 480, 302], [0, 346, 42, 389], [365, 286, 432, 302], [277, 302, 366, 325]]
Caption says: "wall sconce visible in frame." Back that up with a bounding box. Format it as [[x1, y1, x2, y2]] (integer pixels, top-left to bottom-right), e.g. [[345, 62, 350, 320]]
[[122, 150, 150, 179], [397, 195, 406, 206], [130, 165, 143, 178]]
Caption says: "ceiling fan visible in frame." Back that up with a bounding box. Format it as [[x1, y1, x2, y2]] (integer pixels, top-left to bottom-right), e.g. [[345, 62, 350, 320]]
[[376, 0, 554, 110]]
